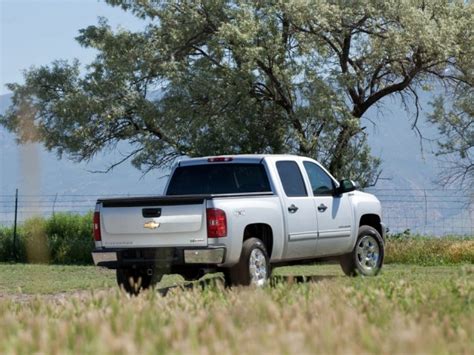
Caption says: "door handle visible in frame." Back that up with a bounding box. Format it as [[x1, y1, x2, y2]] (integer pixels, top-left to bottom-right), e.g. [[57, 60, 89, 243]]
[[142, 208, 162, 218], [317, 204, 328, 212], [288, 204, 299, 213]]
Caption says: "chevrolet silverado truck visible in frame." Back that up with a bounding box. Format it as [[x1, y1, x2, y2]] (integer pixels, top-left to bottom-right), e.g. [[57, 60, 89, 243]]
[[92, 155, 385, 294]]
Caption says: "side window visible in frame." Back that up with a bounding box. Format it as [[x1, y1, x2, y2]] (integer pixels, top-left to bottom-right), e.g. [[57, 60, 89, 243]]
[[276, 161, 307, 197], [303, 162, 334, 196]]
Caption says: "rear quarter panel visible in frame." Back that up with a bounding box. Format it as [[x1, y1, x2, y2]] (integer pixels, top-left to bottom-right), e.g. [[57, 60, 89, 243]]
[[209, 196, 284, 266]]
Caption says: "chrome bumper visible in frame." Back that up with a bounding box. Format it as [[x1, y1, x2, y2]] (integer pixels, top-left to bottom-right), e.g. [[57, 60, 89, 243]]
[[92, 250, 118, 265], [184, 248, 225, 264], [92, 247, 226, 267]]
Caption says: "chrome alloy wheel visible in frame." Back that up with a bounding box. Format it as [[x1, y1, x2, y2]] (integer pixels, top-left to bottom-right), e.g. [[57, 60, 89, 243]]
[[249, 248, 268, 286], [355, 235, 380, 273]]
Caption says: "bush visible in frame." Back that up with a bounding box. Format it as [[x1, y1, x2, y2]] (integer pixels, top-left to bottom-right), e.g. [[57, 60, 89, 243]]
[[45, 213, 94, 264], [0, 213, 94, 264]]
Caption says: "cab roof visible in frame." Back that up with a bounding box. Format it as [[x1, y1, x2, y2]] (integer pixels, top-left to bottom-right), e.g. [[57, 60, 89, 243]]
[[178, 154, 304, 166]]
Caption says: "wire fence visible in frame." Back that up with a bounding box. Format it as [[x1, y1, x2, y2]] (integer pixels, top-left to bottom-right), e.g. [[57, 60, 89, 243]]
[[366, 188, 473, 236], [0, 193, 137, 226], [0, 189, 472, 236]]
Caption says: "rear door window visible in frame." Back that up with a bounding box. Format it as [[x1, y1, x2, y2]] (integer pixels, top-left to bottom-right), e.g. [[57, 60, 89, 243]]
[[276, 161, 307, 197]]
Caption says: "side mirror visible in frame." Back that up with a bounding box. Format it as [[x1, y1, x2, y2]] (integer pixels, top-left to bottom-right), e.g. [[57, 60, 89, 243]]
[[335, 179, 357, 195]]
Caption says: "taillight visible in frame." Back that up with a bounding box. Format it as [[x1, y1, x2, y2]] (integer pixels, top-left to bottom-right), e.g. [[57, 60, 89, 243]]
[[93, 211, 101, 241], [208, 157, 233, 162], [207, 208, 227, 238]]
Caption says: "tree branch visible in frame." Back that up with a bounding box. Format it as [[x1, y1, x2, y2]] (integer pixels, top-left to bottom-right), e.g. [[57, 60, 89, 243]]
[[87, 147, 144, 173]]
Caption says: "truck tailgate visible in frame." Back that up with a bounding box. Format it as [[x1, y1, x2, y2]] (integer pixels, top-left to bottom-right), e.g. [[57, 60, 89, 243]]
[[98, 196, 208, 247]]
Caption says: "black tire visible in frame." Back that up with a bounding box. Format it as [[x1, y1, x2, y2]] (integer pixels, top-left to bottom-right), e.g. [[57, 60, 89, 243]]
[[116, 268, 162, 295], [340, 225, 384, 277], [224, 238, 271, 287]]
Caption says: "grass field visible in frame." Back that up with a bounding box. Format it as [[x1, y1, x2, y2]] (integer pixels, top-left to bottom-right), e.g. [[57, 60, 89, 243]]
[[0, 262, 473, 354]]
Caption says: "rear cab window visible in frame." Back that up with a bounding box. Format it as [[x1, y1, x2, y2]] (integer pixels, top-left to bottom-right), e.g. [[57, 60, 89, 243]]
[[166, 163, 272, 195]]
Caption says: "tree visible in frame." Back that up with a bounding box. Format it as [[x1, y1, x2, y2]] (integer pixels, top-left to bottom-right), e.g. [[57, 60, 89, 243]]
[[428, 81, 473, 191], [1, 0, 472, 187]]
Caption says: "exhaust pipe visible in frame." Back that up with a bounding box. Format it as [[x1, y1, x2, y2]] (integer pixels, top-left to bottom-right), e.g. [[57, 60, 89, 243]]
[[147, 268, 153, 276]]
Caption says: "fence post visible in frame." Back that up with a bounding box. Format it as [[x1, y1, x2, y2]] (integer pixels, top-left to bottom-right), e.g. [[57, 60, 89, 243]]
[[52, 193, 58, 216], [12, 188, 18, 262], [423, 189, 428, 234]]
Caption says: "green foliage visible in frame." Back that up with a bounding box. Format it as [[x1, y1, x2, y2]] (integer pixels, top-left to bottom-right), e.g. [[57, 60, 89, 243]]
[[3, 1, 472, 186], [428, 82, 473, 189], [386, 228, 412, 240], [45, 212, 95, 264], [0, 226, 25, 262], [0, 213, 94, 264]]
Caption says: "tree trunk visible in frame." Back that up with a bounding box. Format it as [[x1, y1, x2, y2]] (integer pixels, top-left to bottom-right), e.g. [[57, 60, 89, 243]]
[[328, 123, 356, 178]]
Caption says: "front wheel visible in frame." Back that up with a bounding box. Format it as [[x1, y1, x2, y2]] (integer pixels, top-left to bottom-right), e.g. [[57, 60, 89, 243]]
[[340, 225, 384, 276], [224, 238, 271, 287]]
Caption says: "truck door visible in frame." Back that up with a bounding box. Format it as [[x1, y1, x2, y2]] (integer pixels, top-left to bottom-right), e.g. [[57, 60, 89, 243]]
[[276, 160, 318, 259], [302, 161, 353, 256]]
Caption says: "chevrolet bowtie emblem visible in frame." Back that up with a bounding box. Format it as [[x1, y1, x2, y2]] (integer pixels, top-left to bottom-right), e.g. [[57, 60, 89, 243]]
[[144, 221, 160, 229]]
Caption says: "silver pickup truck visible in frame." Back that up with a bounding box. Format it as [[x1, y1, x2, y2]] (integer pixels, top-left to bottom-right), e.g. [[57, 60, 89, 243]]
[[92, 154, 385, 294]]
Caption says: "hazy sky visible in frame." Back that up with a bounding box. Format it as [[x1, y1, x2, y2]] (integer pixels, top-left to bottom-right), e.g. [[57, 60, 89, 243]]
[[1, 0, 145, 95]]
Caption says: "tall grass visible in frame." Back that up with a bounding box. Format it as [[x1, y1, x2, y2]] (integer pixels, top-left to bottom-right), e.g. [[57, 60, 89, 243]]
[[0, 266, 472, 354], [385, 235, 474, 265]]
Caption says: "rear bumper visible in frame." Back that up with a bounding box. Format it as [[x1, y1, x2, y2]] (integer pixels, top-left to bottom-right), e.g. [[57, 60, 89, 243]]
[[92, 251, 118, 265], [183, 249, 225, 263], [92, 247, 226, 269]]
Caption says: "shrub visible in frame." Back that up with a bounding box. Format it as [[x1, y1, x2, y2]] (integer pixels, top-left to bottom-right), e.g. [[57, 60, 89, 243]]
[[45, 212, 94, 264], [0, 213, 94, 264], [0, 225, 27, 262]]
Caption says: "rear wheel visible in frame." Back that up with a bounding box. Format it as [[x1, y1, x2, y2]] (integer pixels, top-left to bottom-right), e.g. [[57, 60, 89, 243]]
[[340, 225, 384, 276], [224, 238, 271, 287], [116, 268, 162, 295]]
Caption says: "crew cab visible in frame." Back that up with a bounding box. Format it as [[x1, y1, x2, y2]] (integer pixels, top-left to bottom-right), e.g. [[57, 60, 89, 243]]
[[92, 155, 385, 294]]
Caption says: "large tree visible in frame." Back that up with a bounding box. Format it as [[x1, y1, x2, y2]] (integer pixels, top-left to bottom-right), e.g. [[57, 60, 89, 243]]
[[1, 0, 472, 186], [428, 76, 473, 191]]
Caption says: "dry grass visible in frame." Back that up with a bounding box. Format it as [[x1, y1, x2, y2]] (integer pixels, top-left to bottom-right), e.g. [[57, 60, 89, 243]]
[[0, 264, 473, 354], [386, 237, 474, 265]]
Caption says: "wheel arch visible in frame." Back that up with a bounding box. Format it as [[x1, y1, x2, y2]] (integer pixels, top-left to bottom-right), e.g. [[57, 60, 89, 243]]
[[359, 214, 383, 239], [243, 223, 274, 259]]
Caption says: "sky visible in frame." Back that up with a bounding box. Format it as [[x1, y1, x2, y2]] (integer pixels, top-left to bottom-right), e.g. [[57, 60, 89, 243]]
[[1, 0, 146, 95], [0, 0, 165, 201]]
